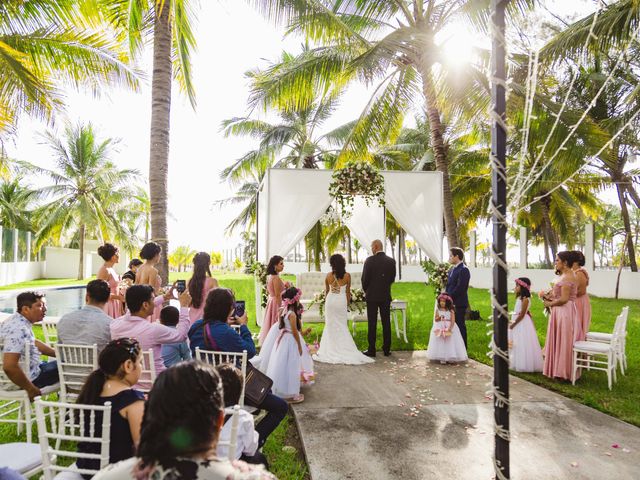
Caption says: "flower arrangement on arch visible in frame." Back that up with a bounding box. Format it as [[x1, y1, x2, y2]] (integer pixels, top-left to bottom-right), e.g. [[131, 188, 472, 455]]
[[328, 161, 385, 217], [247, 261, 268, 308], [420, 259, 451, 296], [348, 288, 366, 315]]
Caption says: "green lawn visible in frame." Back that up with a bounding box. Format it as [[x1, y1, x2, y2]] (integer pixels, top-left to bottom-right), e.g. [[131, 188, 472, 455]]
[[1, 273, 637, 479]]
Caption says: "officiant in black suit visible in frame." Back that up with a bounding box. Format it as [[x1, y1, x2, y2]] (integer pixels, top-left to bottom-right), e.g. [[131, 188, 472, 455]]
[[361, 239, 396, 357], [445, 247, 471, 348]]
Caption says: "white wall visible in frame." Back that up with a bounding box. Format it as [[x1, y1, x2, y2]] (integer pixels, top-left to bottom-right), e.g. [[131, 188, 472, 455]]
[[45, 244, 131, 279], [0, 261, 44, 286]]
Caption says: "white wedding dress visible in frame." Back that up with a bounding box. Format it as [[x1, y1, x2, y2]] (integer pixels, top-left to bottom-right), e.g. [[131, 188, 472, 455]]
[[314, 281, 374, 365]]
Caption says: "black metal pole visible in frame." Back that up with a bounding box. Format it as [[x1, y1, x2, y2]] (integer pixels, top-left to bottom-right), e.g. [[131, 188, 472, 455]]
[[491, 0, 510, 478]]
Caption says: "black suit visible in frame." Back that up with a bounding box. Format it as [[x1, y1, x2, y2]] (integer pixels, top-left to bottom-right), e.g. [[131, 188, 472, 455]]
[[445, 262, 471, 347], [362, 251, 396, 354]]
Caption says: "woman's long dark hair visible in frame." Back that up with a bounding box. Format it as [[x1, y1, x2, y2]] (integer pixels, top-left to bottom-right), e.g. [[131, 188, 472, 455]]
[[202, 288, 234, 324], [76, 338, 141, 406], [188, 252, 212, 309], [279, 287, 302, 331], [266, 255, 283, 275], [136, 361, 223, 472], [329, 254, 346, 280]]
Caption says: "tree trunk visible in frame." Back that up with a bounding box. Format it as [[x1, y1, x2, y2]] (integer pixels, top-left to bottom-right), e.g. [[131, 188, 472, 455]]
[[149, 0, 173, 284], [420, 68, 459, 248], [541, 198, 558, 262], [542, 233, 551, 267], [616, 184, 638, 271], [77, 224, 85, 280], [346, 231, 352, 264]]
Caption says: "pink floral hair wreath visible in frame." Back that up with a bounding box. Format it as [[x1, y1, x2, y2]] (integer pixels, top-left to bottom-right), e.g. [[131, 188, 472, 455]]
[[281, 287, 304, 314], [437, 293, 453, 304], [515, 278, 530, 289]]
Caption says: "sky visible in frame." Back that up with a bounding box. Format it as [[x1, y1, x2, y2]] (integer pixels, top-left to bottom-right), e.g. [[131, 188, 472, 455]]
[[5, 0, 608, 258]]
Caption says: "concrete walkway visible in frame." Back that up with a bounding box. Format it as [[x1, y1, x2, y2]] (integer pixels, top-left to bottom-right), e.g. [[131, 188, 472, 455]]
[[292, 351, 640, 480]]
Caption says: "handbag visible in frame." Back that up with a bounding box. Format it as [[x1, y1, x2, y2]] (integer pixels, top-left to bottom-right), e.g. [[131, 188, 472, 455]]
[[202, 321, 273, 406]]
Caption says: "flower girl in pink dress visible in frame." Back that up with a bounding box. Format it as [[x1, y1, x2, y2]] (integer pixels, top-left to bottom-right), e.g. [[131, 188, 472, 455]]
[[509, 278, 543, 372], [427, 293, 467, 363]]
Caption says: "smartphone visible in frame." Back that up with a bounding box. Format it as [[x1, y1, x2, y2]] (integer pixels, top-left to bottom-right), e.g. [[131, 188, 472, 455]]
[[176, 280, 186, 293], [234, 300, 246, 317]]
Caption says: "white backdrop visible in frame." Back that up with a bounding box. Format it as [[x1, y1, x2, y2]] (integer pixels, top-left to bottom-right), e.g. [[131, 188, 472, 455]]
[[341, 196, 386, 255], [256, 168, 443, 262]]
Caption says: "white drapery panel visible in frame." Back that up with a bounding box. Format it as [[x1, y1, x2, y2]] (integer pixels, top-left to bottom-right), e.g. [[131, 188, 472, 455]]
[[257, 169, 334, 262], [341, 196, 385, 254], [382, 171, 443, 262]]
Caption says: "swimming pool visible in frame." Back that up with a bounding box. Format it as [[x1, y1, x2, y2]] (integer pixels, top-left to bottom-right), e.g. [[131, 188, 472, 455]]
[[0, 286, 87, 317]]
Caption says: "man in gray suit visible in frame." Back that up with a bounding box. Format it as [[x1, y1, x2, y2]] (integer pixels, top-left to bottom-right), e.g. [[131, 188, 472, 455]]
[[361, 239, 396, 357]]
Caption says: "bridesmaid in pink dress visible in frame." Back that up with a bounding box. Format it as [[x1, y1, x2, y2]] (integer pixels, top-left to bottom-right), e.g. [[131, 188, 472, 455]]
[[258, 255, 286, 345], [187, 252, 219, 324], [96, 243, 124, 318], [543, 251, 582, 381], [136, 242, 163, 322], [571, 251, 591, 341]]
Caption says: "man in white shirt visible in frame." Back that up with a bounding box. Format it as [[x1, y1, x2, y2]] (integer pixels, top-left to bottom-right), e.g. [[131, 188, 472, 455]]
[[0, 291, 58, 399], [57, 279, 112, 353]]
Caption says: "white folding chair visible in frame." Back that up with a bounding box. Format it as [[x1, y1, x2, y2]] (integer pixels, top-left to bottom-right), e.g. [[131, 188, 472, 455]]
[[572, 313, 621, 390], [41, 319, 59, 347], [0, 442, 43, 477], [35, 396, 111, 480], [138, 349, 157, 393], [586, 306, 629, 374], [55, 344, 98, 403], [195, 348, 248, 406], [217, 405, 241, 461], [0, 340, 59, 443]]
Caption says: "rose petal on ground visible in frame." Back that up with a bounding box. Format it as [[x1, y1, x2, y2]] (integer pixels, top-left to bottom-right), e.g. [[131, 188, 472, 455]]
[[570, 462, 578, 468]]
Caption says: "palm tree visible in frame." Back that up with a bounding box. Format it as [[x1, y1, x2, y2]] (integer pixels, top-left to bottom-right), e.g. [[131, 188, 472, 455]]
[[0, 0, 139, 138], [103, 0, 198, 283], [168, 245, 195, 272], [245, 0, 536, 248], [30, 122, 139, 279], [0, 177, 38, 231]]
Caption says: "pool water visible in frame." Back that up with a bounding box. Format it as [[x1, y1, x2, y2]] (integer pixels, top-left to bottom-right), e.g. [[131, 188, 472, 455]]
[[0, 286, 87, 317]]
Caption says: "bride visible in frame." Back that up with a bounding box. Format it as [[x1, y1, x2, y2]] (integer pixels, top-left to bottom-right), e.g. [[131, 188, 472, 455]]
[[314, 254, 374, 365]]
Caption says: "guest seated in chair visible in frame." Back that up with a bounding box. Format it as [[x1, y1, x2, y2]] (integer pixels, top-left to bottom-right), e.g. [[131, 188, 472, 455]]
[[215, 363, 267, 468], [76, 339, 145, 479], [188, 288, 287, 448], [93, 361, 276, 480], [0, 291, 58, 399]]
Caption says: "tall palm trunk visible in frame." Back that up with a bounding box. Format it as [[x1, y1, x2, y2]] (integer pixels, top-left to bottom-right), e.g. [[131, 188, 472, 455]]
[[420, 68, 459, 248], [541, 197, 558, 262], [77, 224, 85, 280], [346, 231, 352, 264], [616, 183, 638, 271], [149, 0, 172, 284]]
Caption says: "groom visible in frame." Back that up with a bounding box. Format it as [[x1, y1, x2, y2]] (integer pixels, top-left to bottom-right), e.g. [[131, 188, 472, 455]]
[[361, 239, 396, 357]]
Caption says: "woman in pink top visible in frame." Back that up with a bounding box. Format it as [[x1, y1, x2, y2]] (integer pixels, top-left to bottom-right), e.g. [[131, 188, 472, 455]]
[[571, 250, 591, 341], [187, 252, 219, 324], [97, 243, 125, 318], [542, 251, 582, 381], [258, 255, 285, 345], [136, 242, 163, 322]]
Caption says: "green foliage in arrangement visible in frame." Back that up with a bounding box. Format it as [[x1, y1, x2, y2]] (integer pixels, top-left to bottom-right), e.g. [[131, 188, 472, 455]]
[[328, 161, 385, 217], [420, 259, 451, 296]]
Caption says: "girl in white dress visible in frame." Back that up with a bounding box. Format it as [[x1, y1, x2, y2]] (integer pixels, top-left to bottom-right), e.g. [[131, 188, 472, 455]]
[[427, 293, 468, 363], [315, 254, 374, 365], [266, 287, 314, 403], [509, 278, 543, 372]]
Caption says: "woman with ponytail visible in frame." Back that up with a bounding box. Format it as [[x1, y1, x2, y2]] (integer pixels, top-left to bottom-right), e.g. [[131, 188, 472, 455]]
[[187, 252, 219, 324], [93, 361, 276, 480], [76, 338, 145, 477]]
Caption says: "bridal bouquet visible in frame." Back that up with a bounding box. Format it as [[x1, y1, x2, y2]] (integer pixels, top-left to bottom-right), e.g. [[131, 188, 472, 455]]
[[308, 291, 327, 317], [348, 288, 366, 315]]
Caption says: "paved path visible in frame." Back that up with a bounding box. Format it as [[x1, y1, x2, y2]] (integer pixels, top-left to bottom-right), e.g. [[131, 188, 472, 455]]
[[292, 351, 640, 480]]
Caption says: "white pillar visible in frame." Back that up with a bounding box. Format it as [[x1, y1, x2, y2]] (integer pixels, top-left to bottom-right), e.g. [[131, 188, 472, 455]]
[[13, 229, 18, 263], [520, 226, 528, 269], [469, 231, 477, 268], [585, 223, 595, 271], [26, 232, 32, 262]]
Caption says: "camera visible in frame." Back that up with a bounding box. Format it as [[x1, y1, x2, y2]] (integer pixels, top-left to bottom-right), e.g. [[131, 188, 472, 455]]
[[176, 280, 186, 293], [234, 300, 246, 317]]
